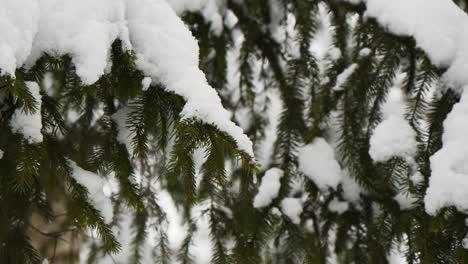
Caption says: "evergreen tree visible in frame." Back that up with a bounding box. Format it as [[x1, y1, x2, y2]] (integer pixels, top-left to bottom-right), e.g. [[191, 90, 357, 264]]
[[1, 1, 468, 264]]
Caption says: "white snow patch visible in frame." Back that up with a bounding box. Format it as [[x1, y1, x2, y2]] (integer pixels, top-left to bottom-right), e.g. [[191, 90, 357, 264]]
[[359, 48, 372, 57], [0, 0, 39, 77], [328, 198, 349, 214], [280, 198, 302, 224], [366, 0, 468, 90], [298, 138, 342, 190], [426, 88, 468, 214], [369, 116, 417, 162], [369, 79, 417, 162], [410, 172, 424, 185], [141, 76, 152, 91], [329, 48, 342, 61], [253, 168, 284, 208], [10, 81, 43, 144], [333, 63, 357, 91]]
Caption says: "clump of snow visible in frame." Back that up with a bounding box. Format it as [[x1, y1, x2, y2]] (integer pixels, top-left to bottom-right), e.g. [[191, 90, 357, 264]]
[[280, 198, 302, 224], [425, 88, 468, 214], [298, 138, 363, 205], [141, 76, 152, 91], [366, 0, 468, 90], [369, 77, 417, 162], [0, 0, 39, 77], [333, 63, 357, 91], [0, 149, 3, 159], [328, 198, 349, 214], [410, 172, 424, 185], [359, 48, 371, 57], [271, 207, 281, 217], [328, 48, 342, 61], [69, 160, 113, 222], [10, 81, 43, 144], [369, 117, 417, 162], [268, 0, 285, 42], [253, 168, 284, 208], [463, 235, 468, 249], [26, 0, 130, 85], [298, 138, 342, 190]]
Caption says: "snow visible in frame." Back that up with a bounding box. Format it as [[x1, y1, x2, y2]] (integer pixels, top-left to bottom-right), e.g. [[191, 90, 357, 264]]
[[253, 168, 284, 208], [280, 198, 302, 224], [0, 0, 253, 156], [359, 48, 371, 57], [69, 160, 113, 222], [328, 198, 349, 214], [141, 76, 152, 91], [410, 172, 424, 185], [369, 78, 417, 163], [298, 138, 363, 204], [369, 116, 417, 162], [366, 0, 468, 90], [387, 248, 407, 264], [0, 0, 39, 77], [298, 138, 342, 190], [10, 81, 43, 144], [329, 48, 342, 61], [0, 150, 3, 159], [425, 88, 468, 214], [365, 0, 468, 214], [127, 0, 253, 156], [333, 63, 358, 91], [268, 0, 285, 42], [25, 0, 129, 85]]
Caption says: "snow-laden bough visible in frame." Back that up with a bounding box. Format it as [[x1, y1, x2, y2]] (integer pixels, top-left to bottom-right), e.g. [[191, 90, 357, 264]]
[[0, 0, 253, 156]]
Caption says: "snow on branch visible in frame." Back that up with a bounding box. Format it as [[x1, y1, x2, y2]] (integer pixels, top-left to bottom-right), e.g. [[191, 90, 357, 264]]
[[0, 0, 253, 156], [366, 0, 468, 214]]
